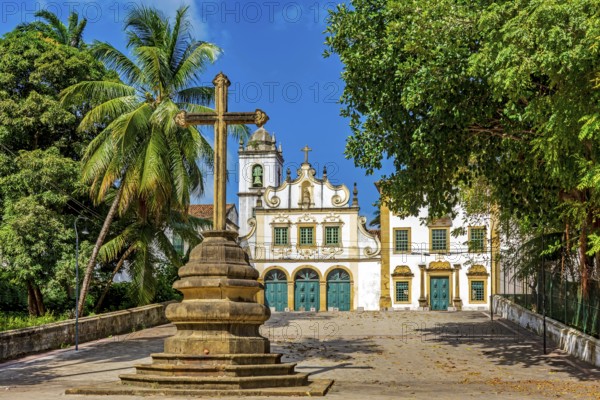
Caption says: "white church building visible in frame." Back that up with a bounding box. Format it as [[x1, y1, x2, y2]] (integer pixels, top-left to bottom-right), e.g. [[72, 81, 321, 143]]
[[237, 127, 382, 311], [379, 200, 498, 311]]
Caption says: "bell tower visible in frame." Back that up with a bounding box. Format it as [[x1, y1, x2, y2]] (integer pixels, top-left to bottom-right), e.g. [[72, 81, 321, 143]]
[[238, 127, 283, 236]]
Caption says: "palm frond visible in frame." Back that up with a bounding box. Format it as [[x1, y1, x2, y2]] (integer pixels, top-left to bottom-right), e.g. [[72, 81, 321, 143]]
[[139, 126, 170, 203], [60, 81, 136, 108], [125, 5, 168, 48], [90, 41, 143, 86], [79, 95, 140, 132], [175, 86, 214, 105], [127, 227, 158, 305], [71, 18, 87, 48], [34, 10, 68, 44], [228, 123, 251, 142], [167, 6, 192, 73], [134, 45, 169, 97], [98, 222, 140, 262], [172, 41, 221, 90]]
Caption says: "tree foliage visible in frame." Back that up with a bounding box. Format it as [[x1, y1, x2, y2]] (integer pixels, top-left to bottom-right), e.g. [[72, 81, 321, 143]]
[[0, 30, 108, 315], [326, 0, 600, 294]]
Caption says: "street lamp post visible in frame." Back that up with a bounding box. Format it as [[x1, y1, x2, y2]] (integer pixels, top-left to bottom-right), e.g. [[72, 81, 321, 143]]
[[74, 216, 88, 351], [490, 226, 494, 322], [542, 228, 547, 355]]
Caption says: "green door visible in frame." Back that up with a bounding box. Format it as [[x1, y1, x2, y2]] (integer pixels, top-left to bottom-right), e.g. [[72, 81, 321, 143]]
[[327, 269, 351, 311], [264, 269, 288, 311], [294, 269, 320, 311], [430, 277, 449, 311]]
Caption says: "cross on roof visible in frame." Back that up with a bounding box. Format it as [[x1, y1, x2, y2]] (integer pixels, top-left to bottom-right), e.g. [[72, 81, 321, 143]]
[[301, 145, 312, 164]]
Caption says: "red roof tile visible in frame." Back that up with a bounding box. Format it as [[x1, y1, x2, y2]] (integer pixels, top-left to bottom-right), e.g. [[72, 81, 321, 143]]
[[188, 203, 235, 219]]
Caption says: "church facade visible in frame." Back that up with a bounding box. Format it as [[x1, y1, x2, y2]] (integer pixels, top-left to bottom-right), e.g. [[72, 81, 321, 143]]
[[238, 128, 382, 311]]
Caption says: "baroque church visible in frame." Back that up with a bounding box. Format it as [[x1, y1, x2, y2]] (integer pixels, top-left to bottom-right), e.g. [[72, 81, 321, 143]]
[[237, 127, 382, 311]]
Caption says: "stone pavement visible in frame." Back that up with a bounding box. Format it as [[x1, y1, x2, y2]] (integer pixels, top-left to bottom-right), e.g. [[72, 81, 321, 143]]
[[0, 311, 599, 399]]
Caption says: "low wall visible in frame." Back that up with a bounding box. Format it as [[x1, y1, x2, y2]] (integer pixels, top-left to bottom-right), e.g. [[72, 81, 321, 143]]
[[0, 302, 172, 361], [493, 295, 599, 367]]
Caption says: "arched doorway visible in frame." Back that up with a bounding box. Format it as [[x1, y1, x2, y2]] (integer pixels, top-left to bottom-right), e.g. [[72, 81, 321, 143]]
[[294, 268, 320, 311], [264, 269, 288, 311], [326, 269, 351, 311]]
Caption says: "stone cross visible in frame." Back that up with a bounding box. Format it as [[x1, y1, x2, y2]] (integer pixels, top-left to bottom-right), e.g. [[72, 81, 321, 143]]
[[301, 145, 312, 164], [175, 72, 269, 230]]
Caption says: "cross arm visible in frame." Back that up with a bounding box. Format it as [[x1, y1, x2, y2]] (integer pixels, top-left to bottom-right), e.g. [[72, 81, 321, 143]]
[[175, 110, 217, 127], [223, 110, 269, 127]]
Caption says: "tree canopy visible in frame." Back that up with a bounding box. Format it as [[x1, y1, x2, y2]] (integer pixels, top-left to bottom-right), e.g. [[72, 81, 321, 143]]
[[326, 0, 600, 293]]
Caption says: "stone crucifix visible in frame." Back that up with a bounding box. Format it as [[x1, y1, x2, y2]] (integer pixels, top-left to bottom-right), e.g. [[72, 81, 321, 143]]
[[175, 72, 269, 230], [301, 145, 312, 164]]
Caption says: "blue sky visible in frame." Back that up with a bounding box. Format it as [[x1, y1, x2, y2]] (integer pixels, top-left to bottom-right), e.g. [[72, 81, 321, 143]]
[[0, 0, 390, 222]]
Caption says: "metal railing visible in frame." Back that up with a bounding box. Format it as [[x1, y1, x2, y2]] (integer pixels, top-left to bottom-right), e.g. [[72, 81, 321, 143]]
[[500, 266, 600, 338]]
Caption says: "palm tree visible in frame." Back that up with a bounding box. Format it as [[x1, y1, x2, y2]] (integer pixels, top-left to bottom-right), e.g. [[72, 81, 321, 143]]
[[17, 10, 87, 48], [61, 5, 246, 316], [93, 208, 210, 311]]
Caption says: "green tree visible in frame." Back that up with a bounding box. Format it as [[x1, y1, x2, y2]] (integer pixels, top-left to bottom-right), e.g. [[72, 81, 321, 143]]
[[17, 10, 87, 48], [0, 30, 109, 316], [0, 148, 85, 316], [326, 0, 600, 296], [0, 30, 106, 156], [61, 5, 245, 315], [93, 208, 209, 310]]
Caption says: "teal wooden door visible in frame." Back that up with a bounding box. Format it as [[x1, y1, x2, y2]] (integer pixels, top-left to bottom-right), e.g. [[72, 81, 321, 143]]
[[294, 269, 320, 311], [326, 269, 351, 311], [264, 269, 288, 311], [430, 277, 449, 311]]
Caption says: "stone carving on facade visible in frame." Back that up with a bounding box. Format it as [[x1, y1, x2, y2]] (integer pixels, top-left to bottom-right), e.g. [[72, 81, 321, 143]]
[[357, 216, 381, 257], [299, 181, 314, 208], [297, 213, 317, 224], [322, 246, 344, 259], [428, 260, 452, 270], [271, 213, 291, 224], [323, 212, 343, 224], [264, 194, 280, 208], [466, 264, 489, 276], [272, 246, 292, 259], [392, 265, 414, 277], [296, 247, 316, 259], [238, 217, 256, 242]]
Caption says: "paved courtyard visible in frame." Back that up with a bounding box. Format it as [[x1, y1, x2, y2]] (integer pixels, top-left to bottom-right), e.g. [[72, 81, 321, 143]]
[[0, 311, 599, 399]]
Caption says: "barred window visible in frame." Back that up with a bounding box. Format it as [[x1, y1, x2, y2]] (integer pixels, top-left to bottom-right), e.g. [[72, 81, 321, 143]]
[[299, 227, 314, 246], [394, 229, 409, 252], [325, 226, 340, 245], [431, 229, 447, 251], [395, 281, 409, 302], [274, 227, 288, 245], [470, 228, 485, 252], [471, 281, 485, 301]]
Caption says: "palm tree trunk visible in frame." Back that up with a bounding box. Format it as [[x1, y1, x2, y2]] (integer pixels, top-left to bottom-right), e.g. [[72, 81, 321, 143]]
[[77, 185, 123, 316], [94, 245, 135, 312]]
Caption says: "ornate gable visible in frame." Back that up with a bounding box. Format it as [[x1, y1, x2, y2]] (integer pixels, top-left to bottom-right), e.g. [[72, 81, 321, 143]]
[[466, 264, 489, 276], [392, 265, 414, 277]]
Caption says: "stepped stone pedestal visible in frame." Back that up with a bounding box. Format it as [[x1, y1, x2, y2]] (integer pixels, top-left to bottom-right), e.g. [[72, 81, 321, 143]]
[[66, 231, 333, 397]]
